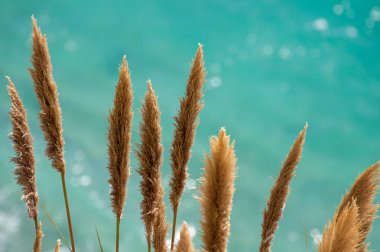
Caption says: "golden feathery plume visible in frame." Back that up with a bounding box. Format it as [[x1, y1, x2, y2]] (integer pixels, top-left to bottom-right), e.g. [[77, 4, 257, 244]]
[[7, 77, 39, 223], [199, 128, 236, 252], [33, 222, 43, 252], [175, 222, 196, 252], [29, 16, 75, 252], [336, 161, 380, 251], [318, 199, 361, 252], [55, 239, 62, 252], [29, 16, 65, 174], [137, 81, 167, 252], [107, 55, 133, 252], [259, 123, 308, 252], [169, 44, 206, 250]]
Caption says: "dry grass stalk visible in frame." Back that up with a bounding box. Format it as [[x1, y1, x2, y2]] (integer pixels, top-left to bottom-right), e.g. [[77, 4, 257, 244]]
[[29, 16, 75, 252], [137, 81, 167, 252], [169, 44, 206, 250], [29, 16, 65, 174], [153, 192, 169, 252], [107, 55, 133, 252], [7, 77, 39, 223], [336, 161, 380, 251], [34, 222, 43, 252], [175, 222, 196, 252], [259, 123, 308, 252], [318, 199, 361, 252], [199, 128, 236, 252], [55, 239, 62, 252]]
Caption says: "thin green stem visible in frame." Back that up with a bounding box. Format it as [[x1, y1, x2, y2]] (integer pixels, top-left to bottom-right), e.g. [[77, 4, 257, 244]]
[[61, 172, 76, 252], [116, 214, 121, 252], [170, 208, 178, 251]]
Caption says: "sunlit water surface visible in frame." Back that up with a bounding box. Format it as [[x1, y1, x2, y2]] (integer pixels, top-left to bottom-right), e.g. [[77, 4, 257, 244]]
[[0, 1, 379, 251]]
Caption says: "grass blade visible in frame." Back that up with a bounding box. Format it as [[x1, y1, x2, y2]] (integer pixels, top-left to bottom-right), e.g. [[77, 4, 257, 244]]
[[40, 204, 72, 252], [95, 225, 104, 252]]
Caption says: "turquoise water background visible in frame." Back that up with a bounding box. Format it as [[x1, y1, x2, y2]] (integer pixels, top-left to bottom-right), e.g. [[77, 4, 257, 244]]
[[0, 1, 379, 251]]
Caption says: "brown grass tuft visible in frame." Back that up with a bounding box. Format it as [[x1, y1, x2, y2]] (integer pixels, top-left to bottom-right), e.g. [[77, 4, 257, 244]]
[[29, 16, 65, 174], [169, 44, 206, 249], [336, 161, 380, 251], [137, 81, 167, 252], [107, 55, 133, 219], [169, 44, 206, 211], [259, 123, 308, 252], [55, 239, 61, 252], [33, 222, 43, 252], [199, 128, 236, 252], [176, 222, 196, 252], [318, 199, 361, 252], [7, 77, 39, 221]]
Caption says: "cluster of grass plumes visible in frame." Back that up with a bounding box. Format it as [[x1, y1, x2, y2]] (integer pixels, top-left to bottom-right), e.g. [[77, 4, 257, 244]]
[[5, 16, 380, 252]]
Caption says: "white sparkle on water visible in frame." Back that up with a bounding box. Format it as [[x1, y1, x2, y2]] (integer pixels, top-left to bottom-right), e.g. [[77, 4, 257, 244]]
[[333, 4, 344, 15], [287, 231, 299, 242], [209, 76, 222, 89], [246, 33, 257, 44], [370, 7, 380, 21], [312, 18, 329, 31], [279, 47, 291, 60], [310, 228, 322, 245], [72, 163, 84, 175], [0, 211, 21, 251], [64, 40, 78, 52], [345, 26, 358, 38], [210, 63, 221, 74], [187, 223, 197, 238], [75, 150, 85, 161], [80, 175, 92, 186], [186, 178, 197, 190], [262, 44, 274, 56]]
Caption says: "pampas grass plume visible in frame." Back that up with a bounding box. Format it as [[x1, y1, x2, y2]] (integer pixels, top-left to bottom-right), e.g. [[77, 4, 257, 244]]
[[137, 80, 167, 252], [318, 199, 361, 252], [200, 128, 236, 252], [336, 161, 380, 251], [169, 44, 206, 249], [29, 16, 65, 174], [175, 222, 196, 252], [107, 55, 133, 252], [7, 77, 39, 222], [259, 123, 308, 252]]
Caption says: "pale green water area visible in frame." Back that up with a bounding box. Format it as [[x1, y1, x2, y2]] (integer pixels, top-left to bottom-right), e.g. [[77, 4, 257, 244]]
[[0, 1, 379, 251]]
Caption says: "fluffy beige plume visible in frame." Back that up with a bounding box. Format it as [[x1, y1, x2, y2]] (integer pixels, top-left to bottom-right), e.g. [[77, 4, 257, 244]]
[[30, 16, 76, 251], [336, 161, 380, 251], [175, 222, 196, 252], [318, 200, 361, 252], [259, 123, 308, 252], [136, 81, 167, 252], [200, 128, 236, 252], [107, 56, 133, 252], [107, 55, 133, 219], [55, 239, 61, 252], [7, 77, 39, 221], [29, 16, 65, 174], [169, 44, 206, 249]]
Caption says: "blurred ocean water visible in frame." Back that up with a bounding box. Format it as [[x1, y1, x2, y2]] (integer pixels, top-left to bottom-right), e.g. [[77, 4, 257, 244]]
[[0, 0, 379, 251]]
